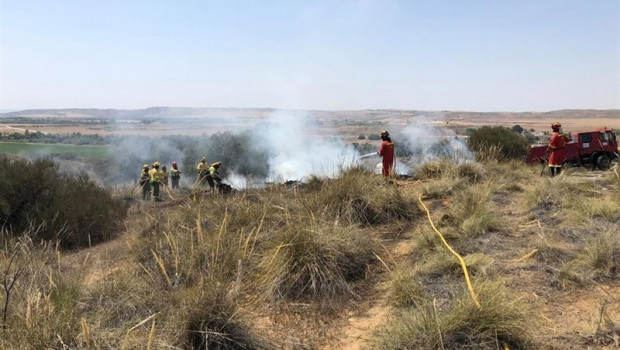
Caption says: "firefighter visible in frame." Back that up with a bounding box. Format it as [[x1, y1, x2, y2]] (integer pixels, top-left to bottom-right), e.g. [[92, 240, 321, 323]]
[[161, 164, 170, 187], [139, 164, 151, 200], [196, 157, 208, 186], [149, 162, 163, 201], [206, 161, 222, 192], [548, 122, 569, 176], [377, 130, 395, 178], [170, 162, 181, 189]]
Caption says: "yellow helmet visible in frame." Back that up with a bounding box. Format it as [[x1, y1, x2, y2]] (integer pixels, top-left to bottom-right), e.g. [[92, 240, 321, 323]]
[[380, 130, 389, 137], [153, 161, 160, 168], [201, 157, 206, 162], [142, 164, 149, 169]]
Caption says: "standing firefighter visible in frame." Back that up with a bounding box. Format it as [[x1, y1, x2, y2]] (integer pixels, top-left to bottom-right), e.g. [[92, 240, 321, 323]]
[[548, 122, 569, 177], [161, 164, 169, 187], [196, 157, 208, 186], [206, 161, 222, 192], [149, 162, 163, 201], [139, 164, 151, 200], [170, 162, 181, 189], [377, 130, 395, 178]]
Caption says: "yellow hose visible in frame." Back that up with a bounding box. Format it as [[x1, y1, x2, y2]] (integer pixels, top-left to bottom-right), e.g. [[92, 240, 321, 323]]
[[418, 195, 481, 309]]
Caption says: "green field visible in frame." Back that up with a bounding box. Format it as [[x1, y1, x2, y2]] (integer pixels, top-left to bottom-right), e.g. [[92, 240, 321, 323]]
[[0, 142, 111, 158]]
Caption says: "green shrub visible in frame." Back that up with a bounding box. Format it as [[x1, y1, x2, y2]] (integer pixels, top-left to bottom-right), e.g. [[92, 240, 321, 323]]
[[0, 156, 127, 248], [467, 126, 530, 161]]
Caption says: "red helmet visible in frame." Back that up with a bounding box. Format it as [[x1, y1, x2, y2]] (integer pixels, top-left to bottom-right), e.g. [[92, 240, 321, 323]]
[[551, 122, 561, 129]]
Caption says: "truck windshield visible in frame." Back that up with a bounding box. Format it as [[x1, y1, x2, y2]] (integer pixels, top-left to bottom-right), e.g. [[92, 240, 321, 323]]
[[600, 132, 609, 141]]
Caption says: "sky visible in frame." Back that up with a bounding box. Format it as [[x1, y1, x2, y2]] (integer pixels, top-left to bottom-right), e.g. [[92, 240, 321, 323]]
[[1, 0, 618, 112]]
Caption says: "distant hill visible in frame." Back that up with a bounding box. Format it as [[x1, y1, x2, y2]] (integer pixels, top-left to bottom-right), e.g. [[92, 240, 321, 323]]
[[0, 107, 280, 120], [0, 107, 617, 122]]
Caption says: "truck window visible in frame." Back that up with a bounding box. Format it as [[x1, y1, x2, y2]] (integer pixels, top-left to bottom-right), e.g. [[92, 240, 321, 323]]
[[580, 134, 592, 143], [600, 132, 609, 141]]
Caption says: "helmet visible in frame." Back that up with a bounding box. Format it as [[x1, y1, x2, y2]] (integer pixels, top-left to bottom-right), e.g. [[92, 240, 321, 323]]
[[201, 157, 206, 162], [153, 161, 160, 168], [172, 162, 177, 167], [142, 164, 149, 169], [212, 161, 222, 167], [380, 130, 389, 137], [551, 122, 561, 129]]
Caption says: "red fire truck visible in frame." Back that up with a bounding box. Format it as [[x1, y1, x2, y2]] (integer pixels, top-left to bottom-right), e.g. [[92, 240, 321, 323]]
[[526, 127, 618, 170]]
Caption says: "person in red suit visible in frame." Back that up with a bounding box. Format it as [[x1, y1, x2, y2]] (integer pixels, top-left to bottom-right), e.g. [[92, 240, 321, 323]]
[[377, 130, 395, 178], [548, 122, 569, 176]]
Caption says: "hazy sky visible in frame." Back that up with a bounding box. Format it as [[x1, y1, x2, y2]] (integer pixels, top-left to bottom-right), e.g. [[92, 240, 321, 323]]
[[1, 0, 618, 111]]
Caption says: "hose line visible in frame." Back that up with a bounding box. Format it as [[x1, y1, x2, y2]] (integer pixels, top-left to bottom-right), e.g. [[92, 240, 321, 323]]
[[418, 195, 481, 309]]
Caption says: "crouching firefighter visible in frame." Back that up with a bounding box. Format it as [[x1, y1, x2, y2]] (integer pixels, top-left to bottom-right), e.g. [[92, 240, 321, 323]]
[[206, 161, 222, 193], [139, 164, 151, 200], [149, 162, 163, 201], [548, 122, 569, 177]]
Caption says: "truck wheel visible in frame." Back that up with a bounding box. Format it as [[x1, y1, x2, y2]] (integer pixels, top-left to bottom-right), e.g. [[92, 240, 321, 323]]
[[596, 155, 611, 170]]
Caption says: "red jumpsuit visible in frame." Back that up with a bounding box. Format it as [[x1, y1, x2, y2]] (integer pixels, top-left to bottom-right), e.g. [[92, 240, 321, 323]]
[[548, 132, 569, 167], [378, 141, 395, 177]]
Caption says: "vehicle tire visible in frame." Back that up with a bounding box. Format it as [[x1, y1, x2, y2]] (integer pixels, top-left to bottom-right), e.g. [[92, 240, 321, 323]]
[[596, 154, 611, 170]]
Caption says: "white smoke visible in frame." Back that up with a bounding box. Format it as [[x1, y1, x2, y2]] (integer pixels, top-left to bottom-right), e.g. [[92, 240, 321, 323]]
[[398, 117, 474, 165], [254, 111, 360, 181]]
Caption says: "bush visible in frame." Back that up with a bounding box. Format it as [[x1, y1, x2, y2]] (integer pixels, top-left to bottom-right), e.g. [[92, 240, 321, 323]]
[[0, 156, 127, 248], [467, 126, 530, 161]]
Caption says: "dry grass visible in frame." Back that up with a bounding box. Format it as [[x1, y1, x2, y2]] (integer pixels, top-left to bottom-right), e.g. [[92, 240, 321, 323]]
[[371, 278, 537, 350], [440, 183, 503, 238], [389, 268, 426, 308], [258, 221, 377, 302], [2, 145, 619, 349], [417, 160, 485, 199]]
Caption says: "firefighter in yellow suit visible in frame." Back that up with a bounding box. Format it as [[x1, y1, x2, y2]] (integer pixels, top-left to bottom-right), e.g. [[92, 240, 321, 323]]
[[196, 157, 208, 186], [149, 162, 163, 201]]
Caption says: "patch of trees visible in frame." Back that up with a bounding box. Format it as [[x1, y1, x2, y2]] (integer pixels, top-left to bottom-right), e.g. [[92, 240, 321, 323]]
[[0, 131, 117, 145], [467, 126, 530, 160], [0, 156, 128, 248]]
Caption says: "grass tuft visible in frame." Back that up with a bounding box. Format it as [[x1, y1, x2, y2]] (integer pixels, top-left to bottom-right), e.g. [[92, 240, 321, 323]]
[[390, 269, 426, 308], [372, 278, 537, 349], [258, 221, 376, 301]]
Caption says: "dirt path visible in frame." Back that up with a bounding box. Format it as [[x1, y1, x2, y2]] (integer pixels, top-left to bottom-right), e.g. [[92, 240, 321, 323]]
[[325, 234, 415, 350]]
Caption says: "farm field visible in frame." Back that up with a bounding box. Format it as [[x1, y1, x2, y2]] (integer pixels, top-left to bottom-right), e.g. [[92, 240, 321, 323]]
[[0, 142, 111, 158], [1, 108, 617, 137]]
